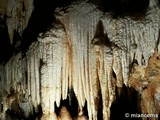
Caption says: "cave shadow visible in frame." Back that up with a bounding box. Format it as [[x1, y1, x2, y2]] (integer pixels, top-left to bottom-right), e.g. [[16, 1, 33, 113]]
[[55, 87, 88, 119], [21, 0, 56, 52], [110, 85, 142, 120], [99, 0, 149, 17], [0, 20, 12, 64], [21, 0, 76, 53]]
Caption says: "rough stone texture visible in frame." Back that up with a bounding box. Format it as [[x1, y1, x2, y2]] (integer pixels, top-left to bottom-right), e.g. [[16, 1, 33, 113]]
[[0, 0, 34, 45], [129, 51, 160, 119], [0, 0, 160, 120]]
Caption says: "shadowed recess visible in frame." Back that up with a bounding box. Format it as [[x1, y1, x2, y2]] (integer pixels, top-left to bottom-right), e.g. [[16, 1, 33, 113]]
[[100, 0, 149, 14], [110, 85, 141, 120]]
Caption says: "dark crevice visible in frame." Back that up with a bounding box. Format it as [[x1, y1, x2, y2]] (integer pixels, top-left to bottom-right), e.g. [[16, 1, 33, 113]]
[[110, 85, 141, 120], [0, 0, 79, 63], [21, 0, 56, 53], [129, 58, 138, 73], [55, 87, 88, 119], [99, 0, 149, 17], [97, 89, 103, 120], [0, 19, 22, 64], [0, 26, 12, 64], [156, 30, 160, 50], [112, 70, 117, 80], [6, 104, 42, 120]]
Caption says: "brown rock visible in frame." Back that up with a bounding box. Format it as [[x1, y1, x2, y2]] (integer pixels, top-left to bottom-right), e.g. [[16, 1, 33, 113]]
[[58, 106, 72, 120]]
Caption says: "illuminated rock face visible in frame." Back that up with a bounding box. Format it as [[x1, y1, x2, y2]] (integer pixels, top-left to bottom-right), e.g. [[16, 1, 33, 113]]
[[129, 51, 160, 118], [0, 0, 160, 120]]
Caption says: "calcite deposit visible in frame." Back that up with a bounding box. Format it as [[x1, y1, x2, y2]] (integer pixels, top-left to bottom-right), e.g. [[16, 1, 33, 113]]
[[0, 0, 160, 120]]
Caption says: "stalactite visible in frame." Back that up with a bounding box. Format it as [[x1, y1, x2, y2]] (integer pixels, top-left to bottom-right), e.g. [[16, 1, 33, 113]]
[[26, 42, 40, 112], [5, 0, 34, 45], [34, 43, 41, 111], [57, 3, 104, 119], [38, 0, 160, 119], [26, 51, 31, 96], [38, 25, 66, 116], [39, 41, 50, 115], [112, 48, 123, 87], [30, 47, 37, 111], [48, 43, 55, 113], [0, 0, 160, 119]]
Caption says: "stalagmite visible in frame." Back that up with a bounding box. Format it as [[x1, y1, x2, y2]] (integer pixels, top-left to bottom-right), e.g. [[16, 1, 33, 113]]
[[41, 112, 58, 120], [76, 110, 88, 120], [58, 106, 72, 120]]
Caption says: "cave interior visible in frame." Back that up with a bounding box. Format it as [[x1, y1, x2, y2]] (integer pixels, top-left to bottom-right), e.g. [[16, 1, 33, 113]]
[[0, 0, 160, 120]]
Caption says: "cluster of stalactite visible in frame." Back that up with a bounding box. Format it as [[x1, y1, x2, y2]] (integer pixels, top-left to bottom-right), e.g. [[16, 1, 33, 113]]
[[0, 53, 34, 119], [0, 0, 34, 45], [0, 0, 160, 120]]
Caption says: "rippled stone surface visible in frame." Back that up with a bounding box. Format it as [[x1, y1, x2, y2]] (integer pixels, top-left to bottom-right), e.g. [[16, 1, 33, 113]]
[[0, 0, 160, 119]]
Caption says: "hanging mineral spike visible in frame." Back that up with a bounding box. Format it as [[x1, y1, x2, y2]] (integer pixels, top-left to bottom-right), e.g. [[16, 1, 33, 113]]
[[0, 0, 160, 120]]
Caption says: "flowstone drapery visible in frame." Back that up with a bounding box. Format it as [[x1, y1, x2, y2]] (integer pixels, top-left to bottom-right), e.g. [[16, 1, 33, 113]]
[[0, 0, 160, 120]]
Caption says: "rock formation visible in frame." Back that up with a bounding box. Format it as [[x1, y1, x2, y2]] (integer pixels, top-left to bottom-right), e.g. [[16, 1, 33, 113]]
[[0, 0, 160, 120]]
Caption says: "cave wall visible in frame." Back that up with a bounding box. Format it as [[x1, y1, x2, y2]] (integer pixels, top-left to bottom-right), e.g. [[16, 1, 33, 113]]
[[0, 0, 160, 120]]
